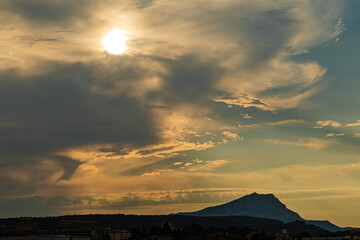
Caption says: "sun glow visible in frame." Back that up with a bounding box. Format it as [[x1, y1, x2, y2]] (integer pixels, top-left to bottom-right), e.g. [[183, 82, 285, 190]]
[[102, 29, 128, 55]]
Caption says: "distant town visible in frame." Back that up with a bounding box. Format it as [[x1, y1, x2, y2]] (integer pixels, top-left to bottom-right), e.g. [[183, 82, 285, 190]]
[[0, 215, 360, 240]]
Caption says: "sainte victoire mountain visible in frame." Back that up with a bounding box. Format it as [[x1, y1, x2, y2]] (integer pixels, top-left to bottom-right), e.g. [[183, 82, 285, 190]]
[[177, 192, 353, 232]]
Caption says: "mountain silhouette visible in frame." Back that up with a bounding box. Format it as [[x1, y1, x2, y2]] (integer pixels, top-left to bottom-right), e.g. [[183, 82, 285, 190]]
[[177, 192, 352, 232]]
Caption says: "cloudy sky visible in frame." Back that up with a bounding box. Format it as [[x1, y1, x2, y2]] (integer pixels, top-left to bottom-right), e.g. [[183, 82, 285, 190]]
[[1, 0, 360, 227]]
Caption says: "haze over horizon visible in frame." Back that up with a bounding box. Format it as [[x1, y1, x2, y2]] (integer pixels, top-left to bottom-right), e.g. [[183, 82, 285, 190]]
[[0, 0, 360, 227]]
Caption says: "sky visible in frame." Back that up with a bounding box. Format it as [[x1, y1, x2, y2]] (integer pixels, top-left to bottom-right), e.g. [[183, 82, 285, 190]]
[[0, 0, 360, 227]]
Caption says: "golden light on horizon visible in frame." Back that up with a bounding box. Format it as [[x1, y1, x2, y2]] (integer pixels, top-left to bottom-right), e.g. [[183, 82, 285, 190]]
[[102, 29, 128, 55]]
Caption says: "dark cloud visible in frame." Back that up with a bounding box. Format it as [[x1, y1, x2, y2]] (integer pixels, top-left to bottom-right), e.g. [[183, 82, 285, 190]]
[[0, 59, 158, 167], [51, 155, 83, 181], [97, 144, 131, 156], [3, 0, 98, 23], [0, 0, 354, 221], [0, 155, 85, 197], [150, 56, 224, 105], [241, 8, 298, 67], [0, 196, 68, 217], [0, 53, 225, 191], [0, 47, 232, 202], [14, 34, 62, 46], [135, 0, 156, 9]]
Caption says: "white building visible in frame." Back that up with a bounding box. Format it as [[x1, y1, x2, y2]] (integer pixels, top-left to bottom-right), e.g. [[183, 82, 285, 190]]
[[109, 230, 131, 240]]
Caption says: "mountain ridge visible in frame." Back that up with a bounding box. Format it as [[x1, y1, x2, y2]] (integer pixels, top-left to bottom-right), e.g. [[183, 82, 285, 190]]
[[0, 214, 328, 235]]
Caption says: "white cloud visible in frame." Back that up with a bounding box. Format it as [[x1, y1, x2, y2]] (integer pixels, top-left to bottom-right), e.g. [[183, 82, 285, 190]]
[[242, 113, 252, 119], [315, 120, 342, 128], [222, 131, 244, 142], [288, 1, 345, 48], [173, 162, 184, 166], [335, 18, 346, 35]]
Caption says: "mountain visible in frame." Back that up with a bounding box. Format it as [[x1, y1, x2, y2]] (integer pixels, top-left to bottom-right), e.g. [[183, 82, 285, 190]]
[[177, 192, 355, 232], [177, 193, 303, 223]]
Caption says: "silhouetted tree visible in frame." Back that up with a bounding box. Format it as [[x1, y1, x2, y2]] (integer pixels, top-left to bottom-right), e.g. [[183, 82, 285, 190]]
[[191, 223, 203, 235]]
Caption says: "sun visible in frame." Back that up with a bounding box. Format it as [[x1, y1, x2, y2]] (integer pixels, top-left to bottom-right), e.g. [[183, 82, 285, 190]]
[[102, 29, 128, 55]]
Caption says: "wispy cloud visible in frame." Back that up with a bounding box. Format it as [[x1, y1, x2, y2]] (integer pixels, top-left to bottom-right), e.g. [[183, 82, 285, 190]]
[[267, 119, 313, 127], [346, 120, 360, 127], [258, 138, 336, 150], [326, 133, 345, 137], [187, 160, 229, 172], [238, 119, 313, 128], [214, 93, 276, 112]]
